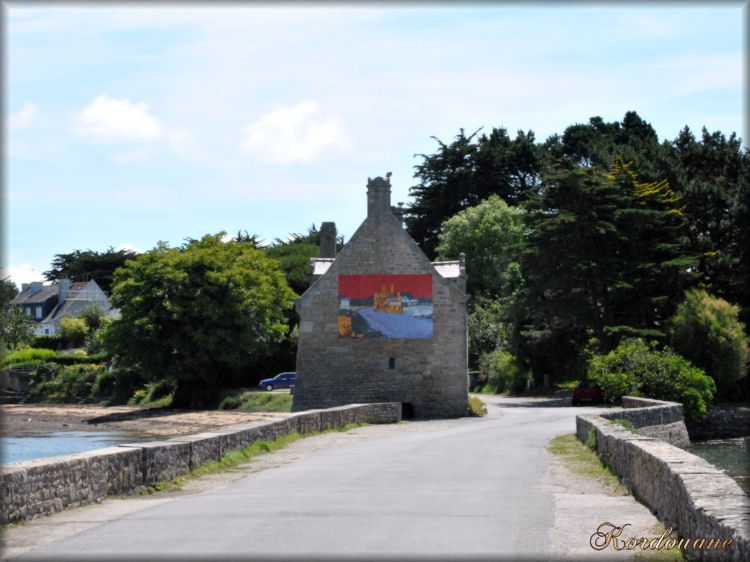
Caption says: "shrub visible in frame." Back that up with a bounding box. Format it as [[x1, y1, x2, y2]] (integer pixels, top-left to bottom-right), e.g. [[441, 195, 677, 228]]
[[47, 353, 108, 366], [670, 289, 749, 399], [218, 396, 241, 410], [587, 338, 716, 423], [1, 347, 56, 369], [78, 303, 107, 331], [27, 363, 105, 402], [478, 349, 530, 394], [92, 369, 115, 398], [30, 334, 63, 350], [59, 316, 89, 348]]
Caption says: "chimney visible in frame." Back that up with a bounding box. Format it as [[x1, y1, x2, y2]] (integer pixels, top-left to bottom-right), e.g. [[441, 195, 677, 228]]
[[367, 172, 393, 221], [58, 279, 71, 303], [391, 201, 405, 226], [21, 283, 30, 294], [30, 282, 43, 296], [320, 222, 337, 258]]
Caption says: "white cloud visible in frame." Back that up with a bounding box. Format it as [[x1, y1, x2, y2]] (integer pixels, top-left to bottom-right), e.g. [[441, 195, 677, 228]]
[[240, 100, 350, 164], [117, 243, 145, 254], [115, 148, 149, 164], [168, 129, 195, 153], [74, 94, 163, 144], [10, 102, 39, 129], [1, 264, 44, 289]]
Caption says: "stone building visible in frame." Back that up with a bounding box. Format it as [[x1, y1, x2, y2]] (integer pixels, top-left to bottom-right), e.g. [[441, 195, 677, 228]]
[[292, 174, 468, 418]]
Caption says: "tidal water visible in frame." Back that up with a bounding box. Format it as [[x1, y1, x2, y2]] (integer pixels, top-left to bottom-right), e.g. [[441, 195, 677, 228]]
[[691, 436, 750, 496], [1, 429, 159, 465]]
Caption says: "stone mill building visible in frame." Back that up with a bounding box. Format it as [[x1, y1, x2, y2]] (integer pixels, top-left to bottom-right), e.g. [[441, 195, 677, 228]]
[[291, 174, 468, 418]]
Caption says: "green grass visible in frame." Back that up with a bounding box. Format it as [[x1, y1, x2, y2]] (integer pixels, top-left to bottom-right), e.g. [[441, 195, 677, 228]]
[[467, 395, 487, 416], [137, 422, 368, 495], [218, 389, 293, 412], [547, 433, 628, 495]]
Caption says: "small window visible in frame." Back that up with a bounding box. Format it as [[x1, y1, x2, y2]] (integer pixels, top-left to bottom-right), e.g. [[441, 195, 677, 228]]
[[35, 306, 43, 319], [388, 357, 396, 369], [25, 307, 32, 316]]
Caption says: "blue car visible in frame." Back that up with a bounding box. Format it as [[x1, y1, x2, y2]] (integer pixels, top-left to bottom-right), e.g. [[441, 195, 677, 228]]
[[259, 372, 296, 391]]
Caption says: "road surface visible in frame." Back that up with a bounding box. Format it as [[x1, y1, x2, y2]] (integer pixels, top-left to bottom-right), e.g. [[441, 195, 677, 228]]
[[4, 395, 664, 560]]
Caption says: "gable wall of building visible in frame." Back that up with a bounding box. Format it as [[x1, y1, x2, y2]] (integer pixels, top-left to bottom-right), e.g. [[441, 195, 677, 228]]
[[292, 180, 468, 418]]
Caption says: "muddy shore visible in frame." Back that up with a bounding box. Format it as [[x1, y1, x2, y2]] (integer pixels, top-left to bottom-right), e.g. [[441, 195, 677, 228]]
[[1, 404, 285, 438]]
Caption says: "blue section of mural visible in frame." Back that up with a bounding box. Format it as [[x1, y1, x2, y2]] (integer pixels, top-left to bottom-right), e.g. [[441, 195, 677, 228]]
[[356, 307, 433, 339], [338, 274, 433, 339]]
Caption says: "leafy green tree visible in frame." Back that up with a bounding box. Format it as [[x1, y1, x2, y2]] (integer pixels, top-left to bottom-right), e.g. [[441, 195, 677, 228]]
[[59, 316, 89, 348], [405, 128, 546, 257], [1, 276, 19, 308], [669, 289, 749, 399], [0, 307, 35, 350], [467, 296, 509, 369], [436, 194, 526, 297], [104, 234, 295, 408], [515, 158, 696, 381], [545, 111, 664, 180], [657, 127, 750, 323], [44, 247, 138, 294]]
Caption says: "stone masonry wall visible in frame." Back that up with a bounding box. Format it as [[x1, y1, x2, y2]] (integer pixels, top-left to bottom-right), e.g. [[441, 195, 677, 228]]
[[0, 402, 401, 526], [292, 177, 468, 419], [576, 397, 749, 561]]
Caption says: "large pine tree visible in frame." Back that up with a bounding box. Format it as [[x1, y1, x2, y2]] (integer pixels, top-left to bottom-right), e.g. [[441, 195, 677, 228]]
[[514, 157, 695, 380]]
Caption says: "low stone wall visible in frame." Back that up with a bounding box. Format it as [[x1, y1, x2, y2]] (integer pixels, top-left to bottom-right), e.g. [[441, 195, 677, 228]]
[[687, 407, 750, 441], [0, 402, 401, 526], [577, 397, 749, 561]]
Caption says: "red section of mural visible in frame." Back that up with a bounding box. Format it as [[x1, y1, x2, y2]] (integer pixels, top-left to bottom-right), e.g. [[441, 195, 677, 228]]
[[339, 274, 432, 299]]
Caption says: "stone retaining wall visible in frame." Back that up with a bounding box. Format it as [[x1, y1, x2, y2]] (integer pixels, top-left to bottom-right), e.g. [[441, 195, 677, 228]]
[[577, 397, 749, 561], [686, 408, 750, 441], [0, 402, 401, 526]]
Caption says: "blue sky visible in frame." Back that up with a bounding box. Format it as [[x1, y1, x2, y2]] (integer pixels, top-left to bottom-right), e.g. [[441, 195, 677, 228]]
[[4, 4, 746, 289]]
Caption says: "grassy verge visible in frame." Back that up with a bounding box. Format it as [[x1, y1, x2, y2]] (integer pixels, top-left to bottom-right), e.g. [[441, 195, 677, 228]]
[[136, 422, 368, 495], [547, 433, 628, 495], [218, 389, 293, 412], [548, 434, 685, 561]]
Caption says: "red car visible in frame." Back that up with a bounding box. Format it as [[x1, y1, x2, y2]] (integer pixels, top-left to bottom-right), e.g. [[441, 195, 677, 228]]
[[572, 380, 602, 406]]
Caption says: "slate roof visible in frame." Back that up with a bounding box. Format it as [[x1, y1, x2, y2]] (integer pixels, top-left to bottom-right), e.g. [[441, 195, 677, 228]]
[[9, 285, 58, 306]]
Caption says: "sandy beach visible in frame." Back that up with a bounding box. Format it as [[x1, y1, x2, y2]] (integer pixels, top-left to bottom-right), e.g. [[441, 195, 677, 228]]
[[1, 403, 285, 438]]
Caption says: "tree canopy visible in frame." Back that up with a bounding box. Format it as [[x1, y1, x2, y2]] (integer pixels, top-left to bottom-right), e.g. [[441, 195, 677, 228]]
[[44, 247, 139, 294], [104, 234, 296, 408]]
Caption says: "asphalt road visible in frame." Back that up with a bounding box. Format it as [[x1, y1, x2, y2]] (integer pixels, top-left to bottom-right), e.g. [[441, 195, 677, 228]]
[[8, 395, 658, 561]]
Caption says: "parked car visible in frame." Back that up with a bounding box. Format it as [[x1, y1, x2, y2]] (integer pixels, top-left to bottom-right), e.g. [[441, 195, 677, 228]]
[[572, 380, 602, 406], [259, 372, 296, 391]]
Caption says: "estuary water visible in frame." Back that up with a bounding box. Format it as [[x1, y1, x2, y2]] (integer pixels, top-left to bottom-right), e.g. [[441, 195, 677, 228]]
[[691, 436, 750, 496], [1, 429, 159, 465]]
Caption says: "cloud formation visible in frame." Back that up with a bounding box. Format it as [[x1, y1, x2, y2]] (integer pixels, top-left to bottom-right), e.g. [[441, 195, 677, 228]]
[[74, 95, 163, 144], [10, 102, 39, 129], [240, 100, 350, 164]]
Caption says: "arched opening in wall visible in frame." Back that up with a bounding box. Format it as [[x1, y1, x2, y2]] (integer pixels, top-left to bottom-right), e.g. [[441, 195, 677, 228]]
[[401, 402, 414, 419]]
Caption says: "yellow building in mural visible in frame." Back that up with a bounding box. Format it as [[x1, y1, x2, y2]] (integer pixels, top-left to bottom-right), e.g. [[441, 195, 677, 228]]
[[373, 284, 403, 313]]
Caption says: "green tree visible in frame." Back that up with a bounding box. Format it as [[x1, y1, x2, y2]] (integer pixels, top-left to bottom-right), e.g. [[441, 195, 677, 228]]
[[405, 128, 546, 257], [0, 307, 35, 350], [657, 127, 750, 323], [1, 276, 19, 308], [669, 289, 749, 399], [59, 316, 89, 348], [263, 225, 342, 296], [44, 247, 138, 294], [436, 194, 526, 298], [515, 158, 695, 381], [104, 234, 295, 408]]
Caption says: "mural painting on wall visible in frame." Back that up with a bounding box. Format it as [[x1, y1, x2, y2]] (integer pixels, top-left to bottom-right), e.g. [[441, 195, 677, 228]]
[[338, 274, 433, 339]]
